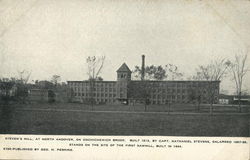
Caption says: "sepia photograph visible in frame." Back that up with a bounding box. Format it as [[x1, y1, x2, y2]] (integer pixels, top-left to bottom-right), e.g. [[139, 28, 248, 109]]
[[0, 0, 250, 138]]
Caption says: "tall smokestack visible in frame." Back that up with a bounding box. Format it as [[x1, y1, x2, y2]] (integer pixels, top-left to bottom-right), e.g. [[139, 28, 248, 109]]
[[141, 55, 145, 81]]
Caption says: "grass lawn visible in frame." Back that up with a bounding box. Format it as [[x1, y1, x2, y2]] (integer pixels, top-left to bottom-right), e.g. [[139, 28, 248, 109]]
[[0, 103, 249, 136]]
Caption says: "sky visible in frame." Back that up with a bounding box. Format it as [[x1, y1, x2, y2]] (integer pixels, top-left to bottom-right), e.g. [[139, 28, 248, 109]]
[[0, 0, 250, 94]]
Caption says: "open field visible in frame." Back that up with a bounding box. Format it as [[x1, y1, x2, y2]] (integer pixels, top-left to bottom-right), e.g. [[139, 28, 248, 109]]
[[0, 103, 249, 136]]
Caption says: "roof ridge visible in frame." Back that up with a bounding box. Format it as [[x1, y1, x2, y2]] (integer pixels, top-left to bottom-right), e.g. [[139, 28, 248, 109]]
[[116, 63, 131, 73]]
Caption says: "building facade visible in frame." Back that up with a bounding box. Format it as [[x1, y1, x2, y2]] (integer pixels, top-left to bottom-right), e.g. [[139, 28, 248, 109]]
[[28, 81, 72, 103], [68, 63, 220, 105]]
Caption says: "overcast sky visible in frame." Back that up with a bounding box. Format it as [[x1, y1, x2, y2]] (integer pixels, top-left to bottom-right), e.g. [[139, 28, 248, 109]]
[[0, 0, 250, 94]]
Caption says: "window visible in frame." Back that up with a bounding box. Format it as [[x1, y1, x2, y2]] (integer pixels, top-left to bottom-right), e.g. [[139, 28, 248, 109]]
[[177, 89, 180, 93]]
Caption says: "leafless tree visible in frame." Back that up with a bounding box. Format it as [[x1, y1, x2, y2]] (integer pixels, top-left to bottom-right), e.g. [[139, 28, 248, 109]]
[[194, 59, 230, 81], [51, 75, 61, 86], [86, 56, 105, 109], [15, 70, 31, 103], [86, 56, 105, 80], [165, 64, 184, 80], [228, 53, 249, 112], [193, 59, 230, 113], [17, 70, 31, 84], [0, 43, 5, 78]]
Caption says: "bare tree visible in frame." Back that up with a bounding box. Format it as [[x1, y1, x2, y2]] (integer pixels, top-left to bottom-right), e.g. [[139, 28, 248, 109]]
[[193, 59, 230, 114], [16, 70, 31, 103], [228, 53, 249, 112], [17, 70, 31, 84], [86, 56, 105, 109], [51, 75, 61, 86], [165, 64, 184, 80], [86, 56, 105, 80], [0, 79, 15, 104], [127, 80, 152, 111], [194, 59, 230, 81]]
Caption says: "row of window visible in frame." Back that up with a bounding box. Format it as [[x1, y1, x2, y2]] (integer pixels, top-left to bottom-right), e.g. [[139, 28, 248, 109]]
[[118, 73, 130, 79], [72, 88, 218, 95], [74, 92, 127, 99], [74, 92, 218, 100], [75, 92, 116, 97], [69, 82, 116, 87], [69, 83, 219, 92], [72, 87, 117, 92], [69, 82, 219, 88], [133, 82, 219, 88], [149, 96, 214, 101], [151, 89, 204, 93], [149, 99, 209, 105]]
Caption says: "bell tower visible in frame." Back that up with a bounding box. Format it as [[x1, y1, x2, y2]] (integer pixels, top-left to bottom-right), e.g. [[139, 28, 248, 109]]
[[116, 63, 131, 103], [117, 63, 131, 81]]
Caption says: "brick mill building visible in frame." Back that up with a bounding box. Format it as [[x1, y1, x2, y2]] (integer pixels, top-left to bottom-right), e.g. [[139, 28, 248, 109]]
[[67, 56, 220, 105]]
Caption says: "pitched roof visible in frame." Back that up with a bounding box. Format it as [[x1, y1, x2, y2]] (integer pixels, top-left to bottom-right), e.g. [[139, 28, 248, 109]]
[[116, 63, 132, 73]]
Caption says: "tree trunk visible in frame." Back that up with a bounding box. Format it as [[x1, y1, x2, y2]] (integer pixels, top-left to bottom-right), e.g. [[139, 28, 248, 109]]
[[238, 92, 242, 113], [168, 103, 171, 114], [210, 103, 213, 114], [134, 101, 135, 111], [89, 80, 94, 111], [197, 102, 200, 112]]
